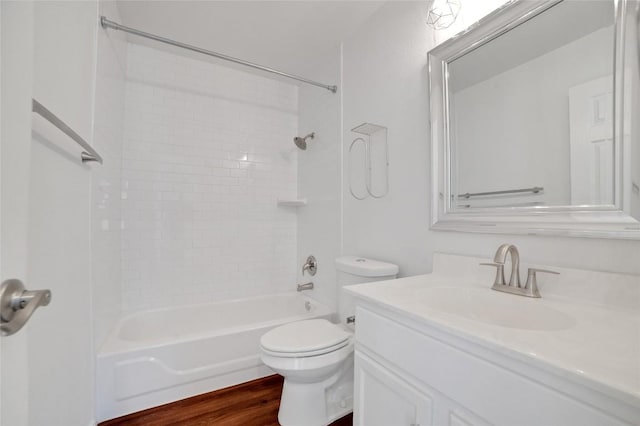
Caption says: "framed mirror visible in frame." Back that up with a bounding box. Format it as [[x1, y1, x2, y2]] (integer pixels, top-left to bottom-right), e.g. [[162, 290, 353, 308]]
[[429, 0, 640, 239]]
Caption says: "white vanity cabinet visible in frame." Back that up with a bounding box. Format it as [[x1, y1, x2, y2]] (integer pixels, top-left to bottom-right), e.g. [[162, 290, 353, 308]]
[[352, 304, 638, 426], [354, 350, 490, 426]]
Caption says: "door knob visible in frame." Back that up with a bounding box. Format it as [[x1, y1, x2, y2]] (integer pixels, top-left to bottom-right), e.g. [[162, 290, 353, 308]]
[[0, 279, 51, 336]]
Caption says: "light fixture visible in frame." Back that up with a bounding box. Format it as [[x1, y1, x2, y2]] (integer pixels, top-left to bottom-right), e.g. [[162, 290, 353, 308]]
[[426, 0, 461, 30]]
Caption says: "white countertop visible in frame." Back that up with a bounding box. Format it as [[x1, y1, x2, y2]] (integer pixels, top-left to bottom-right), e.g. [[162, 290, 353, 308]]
[[344, 253, 640, 408]]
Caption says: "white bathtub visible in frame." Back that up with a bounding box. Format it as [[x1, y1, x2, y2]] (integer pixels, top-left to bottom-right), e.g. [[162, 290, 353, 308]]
[[96, 292, 333, 422]]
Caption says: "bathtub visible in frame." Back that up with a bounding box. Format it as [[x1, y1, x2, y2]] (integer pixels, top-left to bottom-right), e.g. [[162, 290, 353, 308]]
[[96, 292, 333, 422]]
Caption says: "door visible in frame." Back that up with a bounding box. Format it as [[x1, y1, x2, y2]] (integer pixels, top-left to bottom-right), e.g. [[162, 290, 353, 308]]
[[1, 2, 36, 424], [569, 76, 615, 206], [1, 1, 96, 425]]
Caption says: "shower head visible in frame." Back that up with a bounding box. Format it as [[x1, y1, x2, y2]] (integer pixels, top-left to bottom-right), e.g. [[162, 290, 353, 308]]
[[294, 132, 315, 150]]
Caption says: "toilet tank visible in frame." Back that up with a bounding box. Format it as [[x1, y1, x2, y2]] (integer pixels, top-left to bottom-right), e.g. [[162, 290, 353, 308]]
[[335, 256, 399, 327]]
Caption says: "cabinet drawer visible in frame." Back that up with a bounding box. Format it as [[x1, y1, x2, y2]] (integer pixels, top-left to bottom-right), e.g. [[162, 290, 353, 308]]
[[355, 305, 630, 426]]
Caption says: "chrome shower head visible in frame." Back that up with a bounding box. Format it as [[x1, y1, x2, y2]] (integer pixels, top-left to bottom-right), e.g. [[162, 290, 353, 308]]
[[294, 132, 315, 150]]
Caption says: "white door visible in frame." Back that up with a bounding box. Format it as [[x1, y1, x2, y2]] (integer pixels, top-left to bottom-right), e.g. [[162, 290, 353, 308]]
[[1, 2, 95, 425], [1, 2, 36, 424], [569, 76, 615, 206]]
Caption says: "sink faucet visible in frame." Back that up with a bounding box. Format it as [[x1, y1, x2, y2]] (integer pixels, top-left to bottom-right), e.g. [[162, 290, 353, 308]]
[[481, 244, 558, 298], [492, 243, 521, 288]]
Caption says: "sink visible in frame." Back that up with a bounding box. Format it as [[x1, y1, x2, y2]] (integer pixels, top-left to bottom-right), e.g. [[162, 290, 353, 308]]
[[417, 287, 576, 331]]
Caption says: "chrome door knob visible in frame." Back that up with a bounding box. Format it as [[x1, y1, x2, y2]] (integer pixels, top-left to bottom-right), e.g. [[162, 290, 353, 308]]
[[0, 279, 51, 336]]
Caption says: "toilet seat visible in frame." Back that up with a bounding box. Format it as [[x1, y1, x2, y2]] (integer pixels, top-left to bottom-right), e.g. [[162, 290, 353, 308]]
[[261, 339, 350, 358], [260, 319, 351, 358]]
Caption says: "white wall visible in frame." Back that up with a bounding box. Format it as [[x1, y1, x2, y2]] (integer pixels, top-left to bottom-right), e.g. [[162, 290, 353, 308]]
[[297, 49, 342, 311], [121, 44, 299, 312], [342, 1, 432, 277], [92, 0, 127, 350], [340, 1, 640, 278]]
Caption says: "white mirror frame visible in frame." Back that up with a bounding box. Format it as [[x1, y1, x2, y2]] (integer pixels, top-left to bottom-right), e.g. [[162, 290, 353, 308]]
[[429, 0, 640, 239]]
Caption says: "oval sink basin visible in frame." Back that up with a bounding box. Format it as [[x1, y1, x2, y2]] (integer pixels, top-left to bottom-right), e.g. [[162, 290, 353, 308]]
[[417, 287, 576, 331]]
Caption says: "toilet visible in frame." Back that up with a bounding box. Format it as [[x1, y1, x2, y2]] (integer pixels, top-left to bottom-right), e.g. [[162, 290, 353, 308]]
[[260, 256, 399, 426]]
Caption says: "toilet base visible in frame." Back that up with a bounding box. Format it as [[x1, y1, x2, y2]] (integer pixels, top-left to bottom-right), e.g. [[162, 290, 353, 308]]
[[277, 353, 354, 426]]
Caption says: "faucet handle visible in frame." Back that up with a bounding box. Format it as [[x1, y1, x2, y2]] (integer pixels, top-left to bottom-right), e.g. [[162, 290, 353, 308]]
[[524, 268, 559, 298], [528, 268, 559, 275], [302, 255, 317, 276], [480, 262, 506, 286]]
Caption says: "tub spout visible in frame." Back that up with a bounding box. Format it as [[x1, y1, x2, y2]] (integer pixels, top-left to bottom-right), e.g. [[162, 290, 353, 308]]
[[297, 282, 314, 292]]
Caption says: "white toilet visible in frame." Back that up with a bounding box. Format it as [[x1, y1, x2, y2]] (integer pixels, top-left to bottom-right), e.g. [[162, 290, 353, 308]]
[[260, 256, 399, 426]]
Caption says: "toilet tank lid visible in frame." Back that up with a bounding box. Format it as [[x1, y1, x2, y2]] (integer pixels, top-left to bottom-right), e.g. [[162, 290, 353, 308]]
[[335, 256, 399, 277]]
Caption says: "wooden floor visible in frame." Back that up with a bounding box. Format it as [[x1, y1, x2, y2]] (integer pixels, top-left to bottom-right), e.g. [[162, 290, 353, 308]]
[[99, 375, 353, 426]]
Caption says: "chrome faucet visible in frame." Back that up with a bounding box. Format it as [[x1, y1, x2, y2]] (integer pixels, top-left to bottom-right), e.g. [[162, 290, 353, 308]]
[[481, 244, 558, 298], [297, 282, 314, 292], [493, 243, 521, 288], [302, 255, 317, 276]]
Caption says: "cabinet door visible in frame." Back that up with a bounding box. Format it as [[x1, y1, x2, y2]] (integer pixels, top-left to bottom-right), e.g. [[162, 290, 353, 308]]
[[354, 352, 433, 426]]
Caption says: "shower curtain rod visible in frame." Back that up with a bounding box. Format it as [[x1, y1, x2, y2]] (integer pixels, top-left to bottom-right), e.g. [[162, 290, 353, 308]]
[[100, 16, 338, 93]]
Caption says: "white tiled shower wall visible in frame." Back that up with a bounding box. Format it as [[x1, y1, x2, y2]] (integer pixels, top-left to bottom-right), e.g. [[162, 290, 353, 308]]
[[121, 44, 299, 312]]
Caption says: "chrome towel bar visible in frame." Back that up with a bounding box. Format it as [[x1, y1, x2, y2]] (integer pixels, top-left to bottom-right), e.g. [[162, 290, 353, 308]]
[[458, 186, 543, 199], [32, 99, 103, 164]]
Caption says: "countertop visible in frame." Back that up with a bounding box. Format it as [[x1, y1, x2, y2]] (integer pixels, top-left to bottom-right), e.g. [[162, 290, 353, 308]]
[[344, 253, 640, 408]]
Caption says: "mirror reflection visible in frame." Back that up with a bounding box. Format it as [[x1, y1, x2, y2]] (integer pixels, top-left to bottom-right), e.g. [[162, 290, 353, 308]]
[[448, 1, 623, 211]]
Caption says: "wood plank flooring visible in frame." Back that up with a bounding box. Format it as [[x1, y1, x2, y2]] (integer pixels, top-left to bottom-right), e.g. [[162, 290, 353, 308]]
[[99, 375, 353, 426]]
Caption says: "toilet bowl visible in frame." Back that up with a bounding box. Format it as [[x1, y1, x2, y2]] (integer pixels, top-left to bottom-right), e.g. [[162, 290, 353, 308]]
[[259, 256, 398, 426], [260, 319, 354, 426]]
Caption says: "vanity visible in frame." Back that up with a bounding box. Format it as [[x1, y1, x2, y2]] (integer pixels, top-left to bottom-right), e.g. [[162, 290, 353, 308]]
[[345, 253, 640, 426]]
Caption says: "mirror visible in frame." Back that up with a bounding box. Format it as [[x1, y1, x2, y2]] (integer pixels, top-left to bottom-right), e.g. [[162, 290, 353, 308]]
[[429, 0, 640, 239]]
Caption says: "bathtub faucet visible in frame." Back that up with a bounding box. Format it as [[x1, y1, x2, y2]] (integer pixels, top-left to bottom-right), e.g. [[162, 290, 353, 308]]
[[297, 282, 314, 292], [302, 255, 317, 276]]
